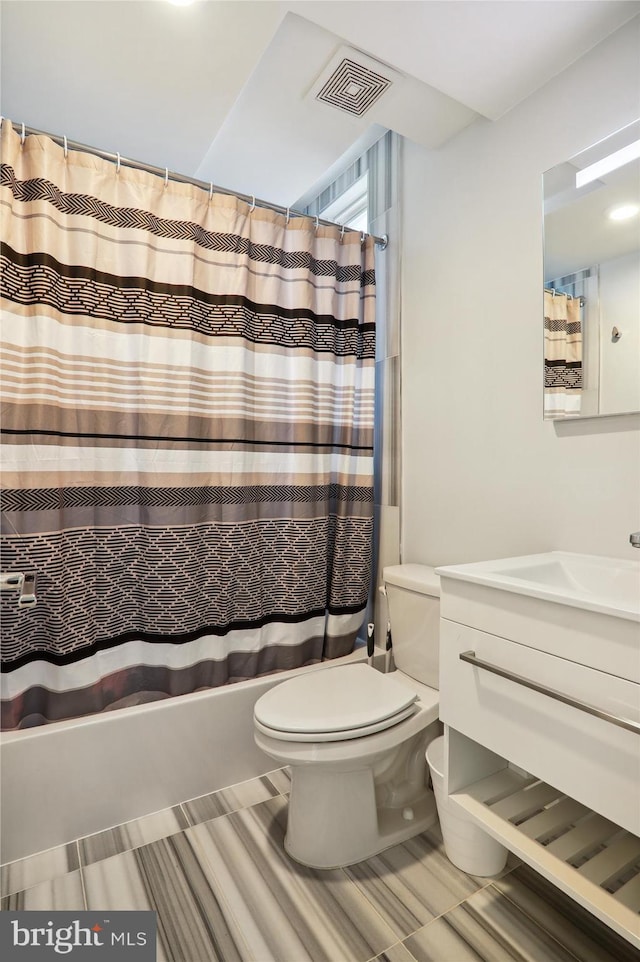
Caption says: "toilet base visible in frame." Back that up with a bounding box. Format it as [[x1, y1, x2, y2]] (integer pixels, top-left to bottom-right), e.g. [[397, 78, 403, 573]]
[[253, 675, 442, 869], [283, 763, 438, 869]]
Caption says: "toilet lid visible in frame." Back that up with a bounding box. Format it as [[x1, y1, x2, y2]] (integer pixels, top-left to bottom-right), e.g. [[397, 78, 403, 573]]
[[254, 664, 418, 740]]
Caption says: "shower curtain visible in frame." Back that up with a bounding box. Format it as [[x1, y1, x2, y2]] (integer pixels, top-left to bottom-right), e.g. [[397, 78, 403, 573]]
[[0, 120, 376, 729], [544, 290, 582, 417]]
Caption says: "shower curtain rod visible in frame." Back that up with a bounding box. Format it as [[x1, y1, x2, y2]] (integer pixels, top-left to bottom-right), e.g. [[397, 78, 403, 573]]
[[6, 120, 389, 250], [544, 287, 586, 306]]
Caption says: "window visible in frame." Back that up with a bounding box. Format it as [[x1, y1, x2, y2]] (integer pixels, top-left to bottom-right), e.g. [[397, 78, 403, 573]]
[[319, 173, 369, 233]]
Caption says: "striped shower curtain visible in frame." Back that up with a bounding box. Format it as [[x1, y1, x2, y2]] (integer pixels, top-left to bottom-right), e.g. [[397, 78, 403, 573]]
[[0, 120, 375, 729], [544, 290, 582, 417]]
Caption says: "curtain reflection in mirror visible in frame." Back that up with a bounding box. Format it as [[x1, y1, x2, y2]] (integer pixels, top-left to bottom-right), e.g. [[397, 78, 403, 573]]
[[544, 289, 583, 418]]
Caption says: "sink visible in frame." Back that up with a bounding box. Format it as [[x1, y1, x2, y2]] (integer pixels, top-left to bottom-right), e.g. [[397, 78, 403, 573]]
[[436, 552, 640, 621]]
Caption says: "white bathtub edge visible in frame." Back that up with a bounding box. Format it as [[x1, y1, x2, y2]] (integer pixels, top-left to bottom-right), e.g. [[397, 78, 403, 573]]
[[1, 650, 365, 864]]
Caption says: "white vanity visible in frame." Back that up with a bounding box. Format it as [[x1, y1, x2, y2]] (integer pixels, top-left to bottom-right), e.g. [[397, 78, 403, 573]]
[[436, 552, 640, 949]]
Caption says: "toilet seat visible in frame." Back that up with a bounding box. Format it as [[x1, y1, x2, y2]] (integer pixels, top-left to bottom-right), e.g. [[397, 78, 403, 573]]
[[253, 663, 418, 743]]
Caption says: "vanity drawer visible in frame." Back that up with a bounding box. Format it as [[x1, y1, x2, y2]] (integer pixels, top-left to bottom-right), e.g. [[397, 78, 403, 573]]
[[440, 619, 640, 836]]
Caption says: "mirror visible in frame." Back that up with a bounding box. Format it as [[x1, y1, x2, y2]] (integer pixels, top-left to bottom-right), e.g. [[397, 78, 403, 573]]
[[543, 120, 640, 419]]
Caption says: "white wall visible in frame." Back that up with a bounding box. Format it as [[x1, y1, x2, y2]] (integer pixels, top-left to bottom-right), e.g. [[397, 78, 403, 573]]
[[599, 250, 640, 415], [401, 17, 640, 566]]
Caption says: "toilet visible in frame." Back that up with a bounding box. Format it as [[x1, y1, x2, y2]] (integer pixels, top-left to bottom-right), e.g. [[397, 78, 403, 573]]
[[253, 564, 442, 869]]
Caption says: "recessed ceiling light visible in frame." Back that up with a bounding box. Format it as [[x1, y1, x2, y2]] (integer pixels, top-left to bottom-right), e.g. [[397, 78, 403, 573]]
[[608, 204, 640, 222]]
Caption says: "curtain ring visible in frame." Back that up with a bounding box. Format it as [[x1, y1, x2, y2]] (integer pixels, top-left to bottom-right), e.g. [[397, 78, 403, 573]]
[[340, 224, 345, 243], [63, 135, 68, 159], [164, 168, 169, 188], [20, 122, 26, 146], [249, 195, 256, 212], [361, 231, 366, 244], [116, 152, 121, 174], [209, 182, 214, 201], [286, 207, 290, 225]]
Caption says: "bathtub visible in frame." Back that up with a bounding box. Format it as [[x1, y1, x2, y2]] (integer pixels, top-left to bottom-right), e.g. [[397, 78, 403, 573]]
[[1, 650, 364, 864]]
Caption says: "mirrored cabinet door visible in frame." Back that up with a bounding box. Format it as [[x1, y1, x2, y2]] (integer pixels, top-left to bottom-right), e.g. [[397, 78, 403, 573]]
[[543, 120, 640, 420]]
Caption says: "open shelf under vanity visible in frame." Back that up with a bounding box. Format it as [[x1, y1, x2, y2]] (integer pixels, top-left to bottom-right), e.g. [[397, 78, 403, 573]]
[[449, 766, 640, 950]]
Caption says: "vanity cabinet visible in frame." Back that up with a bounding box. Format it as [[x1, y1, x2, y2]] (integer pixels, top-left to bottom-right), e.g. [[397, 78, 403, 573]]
[[437, 565, 640, 950]]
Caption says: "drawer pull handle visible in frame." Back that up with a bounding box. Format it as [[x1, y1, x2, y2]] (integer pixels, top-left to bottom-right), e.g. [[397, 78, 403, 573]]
[[459, 651, 640, 735]]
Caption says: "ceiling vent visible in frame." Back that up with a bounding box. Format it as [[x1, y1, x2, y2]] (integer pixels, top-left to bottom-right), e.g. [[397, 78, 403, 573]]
[[310, 47, 399, 117]]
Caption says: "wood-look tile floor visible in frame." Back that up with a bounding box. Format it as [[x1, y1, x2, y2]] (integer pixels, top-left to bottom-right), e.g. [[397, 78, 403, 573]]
[[2, 769, 638, 962]]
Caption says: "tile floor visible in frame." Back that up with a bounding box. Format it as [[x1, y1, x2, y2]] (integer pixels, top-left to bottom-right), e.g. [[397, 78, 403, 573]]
[[2, 769, 639, 962]]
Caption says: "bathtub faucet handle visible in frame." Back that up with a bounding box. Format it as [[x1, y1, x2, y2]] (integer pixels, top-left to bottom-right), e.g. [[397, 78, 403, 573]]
[[19, 572, 37, 608], [1, 571, 37, 608]]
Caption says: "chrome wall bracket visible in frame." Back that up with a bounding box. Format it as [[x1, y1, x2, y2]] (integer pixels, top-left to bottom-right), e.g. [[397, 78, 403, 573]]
[[1, 571, 37, 608]]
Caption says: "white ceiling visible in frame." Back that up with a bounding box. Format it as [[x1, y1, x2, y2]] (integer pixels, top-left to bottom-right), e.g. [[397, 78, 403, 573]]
[[1, 0, 639, 207]]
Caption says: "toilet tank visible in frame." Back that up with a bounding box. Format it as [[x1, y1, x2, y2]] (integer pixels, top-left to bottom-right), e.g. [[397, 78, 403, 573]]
[[383, 564, 440, 689]]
